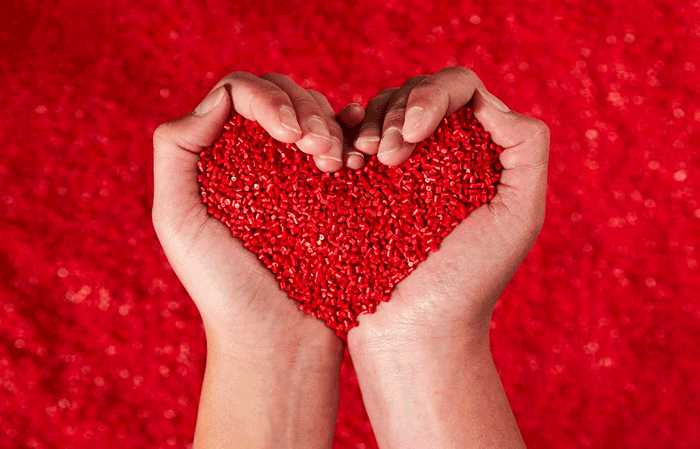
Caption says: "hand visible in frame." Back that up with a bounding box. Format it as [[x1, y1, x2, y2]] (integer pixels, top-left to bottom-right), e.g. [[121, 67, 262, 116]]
[[346, 66, 548, 449], [348, 66, 549, 345], [152, 71, 363, 448]]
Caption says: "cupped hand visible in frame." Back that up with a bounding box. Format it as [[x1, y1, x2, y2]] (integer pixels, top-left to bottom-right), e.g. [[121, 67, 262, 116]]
[[153, 72, 372, 448], [347, 66, 550, 350], [152, 71, 365, 354]]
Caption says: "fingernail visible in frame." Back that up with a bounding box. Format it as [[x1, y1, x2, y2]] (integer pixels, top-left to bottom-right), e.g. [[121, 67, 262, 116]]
[[346, 151, 365, 169], [378, 127, 403, 156], [318, 137, 342, 162], [478, 88, 510, 113], [356, 135, 380, 145], [278, 106, 302, 134], [403, 107, 424, 134], [194, 87, 225, 116], [306, 116, 333, 143]]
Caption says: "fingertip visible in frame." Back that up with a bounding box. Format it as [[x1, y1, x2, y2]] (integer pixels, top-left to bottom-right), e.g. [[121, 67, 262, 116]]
[[271, 106, 303, 142], [314, 154, 344, 172], [338, 103, 366, 128], [377, 128, 415, 166], [345, 151, 365, 170], [295, 134, 333, 155], [270, 128, 303, 144], [193, 86, 228, 116], [313, 136, 344, 172], [354, 135, 380, 154], [401, 127, 427, 144], [377, 149, 406, 166]]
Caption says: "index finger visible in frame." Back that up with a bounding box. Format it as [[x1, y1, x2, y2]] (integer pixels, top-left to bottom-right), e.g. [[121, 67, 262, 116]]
[[209, 71, 303, 143], [401, 66, 486, 143]]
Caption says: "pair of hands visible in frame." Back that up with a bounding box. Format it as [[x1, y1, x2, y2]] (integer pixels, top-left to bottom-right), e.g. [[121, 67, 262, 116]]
[[152, 67, 549, 448]]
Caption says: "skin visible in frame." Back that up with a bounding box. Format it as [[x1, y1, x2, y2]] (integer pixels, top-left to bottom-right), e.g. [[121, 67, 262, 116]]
[[347, 66, 549, 449], [152, 67, 548, 448], [152, 72, 364, 448]]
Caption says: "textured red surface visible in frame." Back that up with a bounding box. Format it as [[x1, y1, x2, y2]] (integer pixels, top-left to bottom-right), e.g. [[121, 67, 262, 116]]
[[1, 0, 699, 448], [199, 107, 501, 337]]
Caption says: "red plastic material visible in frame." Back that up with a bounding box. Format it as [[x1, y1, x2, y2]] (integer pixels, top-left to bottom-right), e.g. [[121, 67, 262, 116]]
[[198, 105, 502, 338]]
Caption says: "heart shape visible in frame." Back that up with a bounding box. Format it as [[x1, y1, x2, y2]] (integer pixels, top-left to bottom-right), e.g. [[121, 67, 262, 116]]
[[198, 104, 503, 337]]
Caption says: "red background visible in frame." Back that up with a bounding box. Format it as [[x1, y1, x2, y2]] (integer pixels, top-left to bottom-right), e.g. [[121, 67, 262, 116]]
[[1, 0, 699, 447]]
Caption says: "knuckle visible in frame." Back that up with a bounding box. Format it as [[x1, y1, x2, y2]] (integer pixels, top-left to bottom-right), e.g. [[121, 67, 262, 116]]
[[151, 205, 169, 241], [222, 71, 253, 83], [306, 89, 323, 99], [367, 88, 397, 108], [379, 87, 398, 96], [413, 75, 438, 89], [438, 65, 467, 75], [383, 107, 406, 125], [153, 122, 174, 145], [528, 207, 546, 243], [326, 121, 343, 138], [306, 89, 331, 110], [526, 119, 551, 151], [260, 72, 292, 84], [404, 75, 427, 87], [441, 66, 482, 85], [294, 97, 322, 114], [252, 84, 288, 106], [409, 79, 441, 99], [532, 120, 551, 141], [386, 91, 410, 112]]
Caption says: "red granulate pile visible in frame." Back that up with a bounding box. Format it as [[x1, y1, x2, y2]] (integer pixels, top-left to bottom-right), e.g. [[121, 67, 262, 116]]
[[198, 105, 503, 337]]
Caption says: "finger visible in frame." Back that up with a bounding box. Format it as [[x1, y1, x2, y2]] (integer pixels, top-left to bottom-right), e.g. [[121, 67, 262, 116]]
[[337, 102, 365, 128], [472, 88, 550, 235], [209, 71, 302, 143], [260, 73, 333, 156], [399, 67, 487, 143], [354, 88, 397, 155], [306, 89, 344, 172], [377, 77, 427, 165], [337, 103, 366, 169], [152, 86, 231, 226]]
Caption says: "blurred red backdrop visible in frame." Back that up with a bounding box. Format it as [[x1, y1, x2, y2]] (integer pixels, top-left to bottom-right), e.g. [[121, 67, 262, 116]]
[[1, 0, 699, 447]]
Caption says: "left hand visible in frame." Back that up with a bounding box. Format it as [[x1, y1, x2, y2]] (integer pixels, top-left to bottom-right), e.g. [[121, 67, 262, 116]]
[[347, 66, 549, 351], [344, 66, 546, 449]]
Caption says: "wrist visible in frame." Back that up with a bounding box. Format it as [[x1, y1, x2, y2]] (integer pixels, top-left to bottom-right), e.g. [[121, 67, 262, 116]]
[[348, 327, 522, 449], [194, 325, 344, 449], [347, 314, 491, 363]]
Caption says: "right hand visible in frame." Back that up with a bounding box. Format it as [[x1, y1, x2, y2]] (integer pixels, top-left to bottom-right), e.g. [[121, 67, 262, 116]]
[[152, 72, 369, 448], [152, 71, 365, 354]]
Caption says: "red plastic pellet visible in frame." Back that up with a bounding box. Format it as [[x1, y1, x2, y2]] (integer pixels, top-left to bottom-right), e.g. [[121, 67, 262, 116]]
[[198, 105, 503, 339]]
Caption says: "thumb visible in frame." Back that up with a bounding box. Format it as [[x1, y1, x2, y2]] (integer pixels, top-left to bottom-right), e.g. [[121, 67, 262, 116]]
[[152, 86, 231, 229], [156, 86, 231, 152], [472, 87, 550, 243]]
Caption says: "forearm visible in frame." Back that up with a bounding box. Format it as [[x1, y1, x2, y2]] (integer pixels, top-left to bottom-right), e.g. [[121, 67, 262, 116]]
[[348, 331, 526, 449], [194, 332, 344, 448]]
